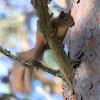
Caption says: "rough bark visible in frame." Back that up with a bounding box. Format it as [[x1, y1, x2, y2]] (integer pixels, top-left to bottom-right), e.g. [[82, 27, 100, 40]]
[[63, 0, 100, 100]]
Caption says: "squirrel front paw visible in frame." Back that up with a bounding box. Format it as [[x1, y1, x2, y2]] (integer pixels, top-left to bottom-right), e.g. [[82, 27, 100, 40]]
[[59, 42, 65, 49], [50, 28, 57, 37]]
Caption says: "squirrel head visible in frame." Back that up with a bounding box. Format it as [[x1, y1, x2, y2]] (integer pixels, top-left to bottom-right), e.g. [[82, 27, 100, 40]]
[[59, 11, 75, 28]]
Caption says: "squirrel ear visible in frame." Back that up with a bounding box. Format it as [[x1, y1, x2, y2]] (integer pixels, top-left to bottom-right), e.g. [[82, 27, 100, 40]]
[[60, 11, 65, 18], [69, 10, 71, 14]]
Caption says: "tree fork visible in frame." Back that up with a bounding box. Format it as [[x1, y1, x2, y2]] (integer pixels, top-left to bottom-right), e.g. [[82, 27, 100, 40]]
[[31, 0, 73, 89]]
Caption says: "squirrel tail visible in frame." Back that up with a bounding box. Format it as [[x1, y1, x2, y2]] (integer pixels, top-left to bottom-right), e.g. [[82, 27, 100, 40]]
[[12, 46, 46, 94], [12, 63, 33, 94]]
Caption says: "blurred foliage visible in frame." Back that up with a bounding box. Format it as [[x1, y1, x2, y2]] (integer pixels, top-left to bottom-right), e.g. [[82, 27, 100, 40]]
[[0, 0, 68, 100]]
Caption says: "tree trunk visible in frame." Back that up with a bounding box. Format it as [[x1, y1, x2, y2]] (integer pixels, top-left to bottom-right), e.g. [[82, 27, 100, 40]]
[[63, 0, 100, 100]]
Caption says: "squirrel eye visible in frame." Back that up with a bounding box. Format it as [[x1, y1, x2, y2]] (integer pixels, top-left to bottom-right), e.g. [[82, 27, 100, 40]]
[[65, 18, 68, 21]]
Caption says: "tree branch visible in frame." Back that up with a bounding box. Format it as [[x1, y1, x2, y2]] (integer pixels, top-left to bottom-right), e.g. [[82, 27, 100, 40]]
[[0, 46, 63, 79], [31, 0, 73, 89]]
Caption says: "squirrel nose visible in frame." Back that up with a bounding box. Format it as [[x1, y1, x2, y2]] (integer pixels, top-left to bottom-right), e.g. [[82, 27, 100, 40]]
[[72, 19, 75, 26], [73, 21, 75, 26]]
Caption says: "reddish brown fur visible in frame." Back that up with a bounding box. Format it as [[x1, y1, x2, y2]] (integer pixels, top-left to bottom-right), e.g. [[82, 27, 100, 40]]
[[12, 11, 74, 94]]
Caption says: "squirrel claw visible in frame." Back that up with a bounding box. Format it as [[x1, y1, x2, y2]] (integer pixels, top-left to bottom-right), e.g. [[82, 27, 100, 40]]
[[50, 32, 56, 37], [50, 28, 56, 37]]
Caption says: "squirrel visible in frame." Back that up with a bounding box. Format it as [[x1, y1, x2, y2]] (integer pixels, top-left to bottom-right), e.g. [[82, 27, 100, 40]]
[[12, 11, 75, 94]]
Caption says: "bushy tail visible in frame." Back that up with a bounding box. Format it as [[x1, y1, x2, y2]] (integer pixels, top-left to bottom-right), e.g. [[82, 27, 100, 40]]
[[12, 63, 33, 94], [12, 46, 46, 94]]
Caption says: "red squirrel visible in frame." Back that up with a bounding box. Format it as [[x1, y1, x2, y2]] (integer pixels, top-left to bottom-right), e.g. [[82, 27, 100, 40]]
[[12, 11, 75, 94]]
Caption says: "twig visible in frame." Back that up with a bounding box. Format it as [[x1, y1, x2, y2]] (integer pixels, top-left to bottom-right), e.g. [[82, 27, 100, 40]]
[[0, 46, 63, 78]]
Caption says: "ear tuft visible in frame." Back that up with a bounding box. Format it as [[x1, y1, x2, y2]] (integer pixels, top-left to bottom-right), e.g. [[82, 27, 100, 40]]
[[69, 10, 71, 14], [60, 11, 65, 18]]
